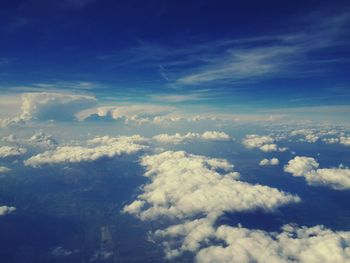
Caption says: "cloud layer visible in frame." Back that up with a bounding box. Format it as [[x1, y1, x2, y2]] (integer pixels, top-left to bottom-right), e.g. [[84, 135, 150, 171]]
[[124, 151, 300, 258], [24, 135, 146, 167], [153, 131, 231, 144], [196, 224, 350, 263], [243, 135, 286, 152]]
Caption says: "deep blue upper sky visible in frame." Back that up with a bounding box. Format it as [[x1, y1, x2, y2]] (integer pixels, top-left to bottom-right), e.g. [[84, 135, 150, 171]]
[[0, 0, 350, 112]]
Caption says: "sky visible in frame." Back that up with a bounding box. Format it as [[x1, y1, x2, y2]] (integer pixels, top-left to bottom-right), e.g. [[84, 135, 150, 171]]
[[0, 0, 350, 122], [1, 2, 350, 262]]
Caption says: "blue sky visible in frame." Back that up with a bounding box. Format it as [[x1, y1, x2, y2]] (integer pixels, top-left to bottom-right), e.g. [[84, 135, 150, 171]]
[[1, 2, 350, 262], [0, 0, 350, 117]]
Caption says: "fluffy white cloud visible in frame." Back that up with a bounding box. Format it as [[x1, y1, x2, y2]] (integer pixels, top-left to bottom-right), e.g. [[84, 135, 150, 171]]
[[124, 151, 298, 220], [289, 129, 350, 146], [24, 135, 146, 167], [243, 135, 286, 152], [0, 205, 16, 216], [196, 224, 350, 263], [201, 131, 231, 140], [259, 158, 279, 166], [0, 146, 27, 158], [124, 151, 300, 257], [290, 129, 320, 143], [153, 131, 231, 144], [0, 166, 11, 173], [284, 156, 350, 190], [339, 136, 350, 146], [152, 132, 198, 144]]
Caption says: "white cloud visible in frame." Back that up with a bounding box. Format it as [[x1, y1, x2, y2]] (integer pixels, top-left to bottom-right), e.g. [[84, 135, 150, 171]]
[[290, 129, 319, 143], [322, 137, 340, 144], [24, 135, 146, 167], [0, 146, 27, 158], [339, 136, 350, 146], [20, 92, 96, 121], [201, 131, 231, 141], [196, 224, 350, 263], [0, 205, 16, 216], [0, 166, 11, 173], [259, 158, 279, 166], [123, 151, 300, 257], [243, 135, 285, 152], [260, 143, 278, 152], [0, 92, 96, 127], [2, 131, 57, 149], [284, 156, 350, 190], [322, 136, 350, 147], [153, 132, 199, 144], [177, 46, 295, 85], [153, 131, 231, 144], [28, 131, 58, 148], [77, 104, 175, 124], [289, 129, 350, 146]]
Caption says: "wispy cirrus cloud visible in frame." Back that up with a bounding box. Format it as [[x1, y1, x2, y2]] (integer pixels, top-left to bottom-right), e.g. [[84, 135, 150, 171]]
[[97, 12, 349, 88]]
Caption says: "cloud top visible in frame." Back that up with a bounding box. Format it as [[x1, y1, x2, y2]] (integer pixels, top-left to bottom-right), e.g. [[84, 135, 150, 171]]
[[124, 151, 300, 258], [20, 92, 96, 121], [285, 156, 350, 190], [24, 135, 146, 167], [0, 146, 27, 158]]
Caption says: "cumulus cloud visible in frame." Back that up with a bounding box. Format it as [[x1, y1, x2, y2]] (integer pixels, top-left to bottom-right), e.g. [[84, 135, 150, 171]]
[[0, 146, 27, 158], [0, 166, 11, 173], [24, 135, 146, 167], [153, 131, 231, 144], [290, 129, 320, 143], [243, 134, 286, 152], [20, 92, 96, 121], [196, 224, 350, 263], [289, 129, 350, 146], [0, 205, 16, 216], [324, 136, 350, 147], [259, 158, 279, 166], [284, 156, 350, 190], [123, 151, 300, 257], [201, 131, 231, 140]]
